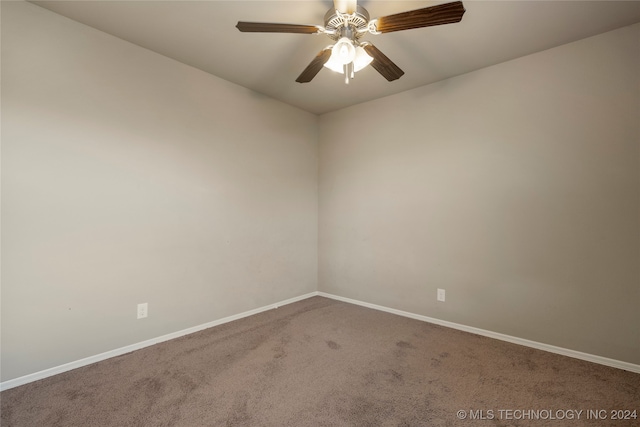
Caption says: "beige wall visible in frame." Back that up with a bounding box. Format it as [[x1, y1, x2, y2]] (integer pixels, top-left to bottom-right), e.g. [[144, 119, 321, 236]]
[[319, 23, 640, 364], [1, 1, 317, 381]]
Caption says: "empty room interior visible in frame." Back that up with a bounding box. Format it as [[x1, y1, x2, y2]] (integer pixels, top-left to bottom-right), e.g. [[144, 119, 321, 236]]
[[1, 0, 639, 425]]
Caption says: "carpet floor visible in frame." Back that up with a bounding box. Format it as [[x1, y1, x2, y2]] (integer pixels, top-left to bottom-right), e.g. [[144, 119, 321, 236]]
[[1, 296, 638, 426]]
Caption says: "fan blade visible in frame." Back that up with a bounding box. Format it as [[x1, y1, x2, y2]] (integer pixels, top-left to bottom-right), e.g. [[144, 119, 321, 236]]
[[373, 1, 465, 33], [236, 22, 321, 34], [334, 0, 357, 14], [296, 49, 333, 83], [362, 44, 404, 81]]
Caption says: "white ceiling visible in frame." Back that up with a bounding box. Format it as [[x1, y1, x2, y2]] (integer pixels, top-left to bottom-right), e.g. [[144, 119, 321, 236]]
[[31, 0, 640, 115]]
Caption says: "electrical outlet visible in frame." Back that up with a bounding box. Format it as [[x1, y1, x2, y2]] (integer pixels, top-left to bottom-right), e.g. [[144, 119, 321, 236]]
[[137, 303, 148, 319], [437, 289, 446, 302]]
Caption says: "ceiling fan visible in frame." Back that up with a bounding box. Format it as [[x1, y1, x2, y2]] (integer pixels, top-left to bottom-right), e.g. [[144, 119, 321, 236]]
[[236, 0, 466, 84]]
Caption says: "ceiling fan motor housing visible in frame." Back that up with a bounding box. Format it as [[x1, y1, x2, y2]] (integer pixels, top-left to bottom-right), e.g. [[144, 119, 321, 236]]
[[323, 5, 370, 42]]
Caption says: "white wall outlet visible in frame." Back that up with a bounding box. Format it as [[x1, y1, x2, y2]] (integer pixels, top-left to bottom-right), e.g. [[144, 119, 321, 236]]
[[137, 303, 148, 319], [437, 288, 446, 302]]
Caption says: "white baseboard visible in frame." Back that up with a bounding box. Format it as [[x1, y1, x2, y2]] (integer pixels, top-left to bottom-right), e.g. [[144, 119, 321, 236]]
[[3, 290, 637, 391], [317, 291, 640, 374], [0, 292, 318, 391]]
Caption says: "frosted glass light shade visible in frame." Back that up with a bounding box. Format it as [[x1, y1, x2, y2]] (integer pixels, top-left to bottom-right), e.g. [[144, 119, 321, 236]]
[[353, 46, 373, 71], [331, 38, 356, 65], [324, 45, 372, 74]]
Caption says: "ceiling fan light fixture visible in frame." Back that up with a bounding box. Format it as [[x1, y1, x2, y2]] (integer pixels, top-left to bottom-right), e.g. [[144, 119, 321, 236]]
[[324, 55, 344, 73], [353, 46, 373, 72], [324, 44, 372, 75], [331, 37, 356, 65]]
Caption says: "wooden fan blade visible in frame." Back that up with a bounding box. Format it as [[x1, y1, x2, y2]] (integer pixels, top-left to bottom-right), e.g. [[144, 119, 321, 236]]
[[373, 1, 465, 33], [362, 44, 404, 81], [236, 22, 320, 34], [296, 49, 333, 83], [334, 0, 357, 14]]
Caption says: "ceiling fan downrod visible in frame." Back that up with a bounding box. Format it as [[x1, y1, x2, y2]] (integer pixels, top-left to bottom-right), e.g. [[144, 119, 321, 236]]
[[343, 62, 354, 84]]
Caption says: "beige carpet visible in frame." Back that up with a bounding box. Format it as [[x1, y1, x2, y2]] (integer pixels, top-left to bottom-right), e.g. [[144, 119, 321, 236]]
[[1, 296, 638, 426]]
